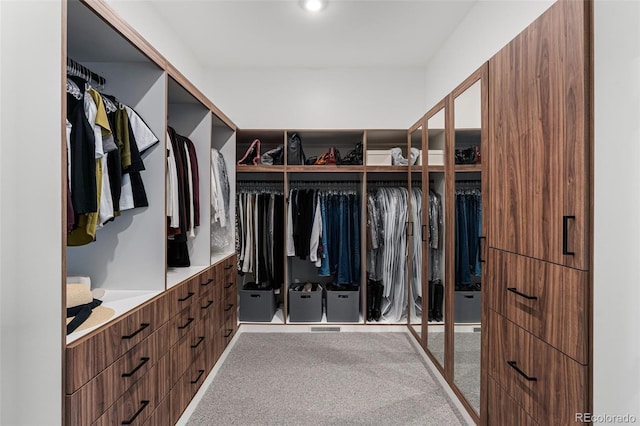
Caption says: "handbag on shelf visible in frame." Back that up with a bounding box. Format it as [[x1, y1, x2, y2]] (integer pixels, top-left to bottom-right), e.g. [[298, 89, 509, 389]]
[[260, 144, 284, 165], [454, 146, 479, 164], [237, 139, 261, 166], [305, 156, 318, 165], [326, 147, 340, 165], [341, 142, 363, 165], [287, 133, 306, 165], [167, 238, 190, 267]]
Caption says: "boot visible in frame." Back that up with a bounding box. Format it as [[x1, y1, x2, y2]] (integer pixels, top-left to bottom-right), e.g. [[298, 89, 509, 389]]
[[372, 280, 384, 321], [428, 280, 435, 322], [237, 139, 261, 165], [433, 280, 444, 323], [366, 280, 374, 321]]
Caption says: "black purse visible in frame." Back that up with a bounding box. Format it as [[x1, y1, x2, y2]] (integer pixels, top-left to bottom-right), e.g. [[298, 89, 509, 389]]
[[455, 146, 478, 164], [287, 133, 306, 165], [341, 141, 363, 165], [260, 145, 284, 165]]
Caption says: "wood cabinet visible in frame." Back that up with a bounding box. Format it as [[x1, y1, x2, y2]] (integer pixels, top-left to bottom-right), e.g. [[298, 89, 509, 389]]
[[484, 1, 592, 424], [488, 0, 590, 270], [65, 257, 237, 426]]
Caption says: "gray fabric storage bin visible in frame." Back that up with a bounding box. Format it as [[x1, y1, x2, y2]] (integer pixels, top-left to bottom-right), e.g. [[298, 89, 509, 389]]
[[453, 291, 481, 323], [326, 287, 360, 322], [288, 287, 323, 322], [239, 289, 277, 322]]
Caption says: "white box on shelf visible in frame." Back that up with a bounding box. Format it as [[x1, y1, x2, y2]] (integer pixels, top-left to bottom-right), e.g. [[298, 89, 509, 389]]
[[428, 150, 444, 166], [366, 149, 392, 166]]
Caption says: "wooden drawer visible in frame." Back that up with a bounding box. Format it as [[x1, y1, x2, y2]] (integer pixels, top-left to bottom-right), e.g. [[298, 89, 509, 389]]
[[198, 286, 216, 322], [66, 295, 169, 394], [223, 279, 236, 304], [90, 356, 167, 426], [487, 377, 538, 426], [168, 277, 199, 318], [168, 302, 200, 347], [221, 255, 236, 281], [141, 393, 171, 426], [66, 324, 169, 425], [171, 351, 209, 423], [488, 310, 588, 424], [197, 267, 215, 296], [170, 321, 206, 386], [486, 248, 588, 363]]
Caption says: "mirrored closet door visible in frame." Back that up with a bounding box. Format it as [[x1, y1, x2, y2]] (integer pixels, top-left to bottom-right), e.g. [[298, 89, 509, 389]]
[[408, 122, 425, 342]]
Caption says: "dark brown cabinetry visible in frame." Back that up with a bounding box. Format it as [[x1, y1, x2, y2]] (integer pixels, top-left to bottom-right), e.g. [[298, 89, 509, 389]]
[[488, 0, 590, 271], [65, 257, 237, 426], [484, 1, 592, 424]]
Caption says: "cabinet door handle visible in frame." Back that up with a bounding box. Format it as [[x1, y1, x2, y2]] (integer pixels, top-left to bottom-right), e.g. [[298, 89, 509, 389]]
[[224, 264, 233, 270], [224, 304, 234, 312], [224, 329, 233, 338], [224, 282, 234, 289], [479, 236, 486, 263], [121, 400, 150, 425], [121, 357, 150, 378], [507, 287, 538, 300], [563, 215, 576, 256], [421, 224, 427, 242], [178, 317, 194, 330], [507, 361, 537, 381], [191, 336, 205, 349], [201, 278, 213, 287], [191, 369, 205, 384], [201, 300, 213, 310], [121, 323, 150, 340], [178, 292, 195, 302]]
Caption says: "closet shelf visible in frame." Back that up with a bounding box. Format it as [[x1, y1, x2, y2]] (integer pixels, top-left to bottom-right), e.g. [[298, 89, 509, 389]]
[[455, 164, 482, 172], [366, 165, 409, 173], [237, 165, 285, 173], [287, 165, 365, 173], [428, 165, 446, 172]]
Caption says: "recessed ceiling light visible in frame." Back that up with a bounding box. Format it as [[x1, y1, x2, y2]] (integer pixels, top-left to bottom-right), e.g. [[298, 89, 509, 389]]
[[300, 0, 328, 13]]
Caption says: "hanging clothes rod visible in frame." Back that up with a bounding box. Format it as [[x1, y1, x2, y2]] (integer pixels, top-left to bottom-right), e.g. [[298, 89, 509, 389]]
[[66, 57, 106, 88]]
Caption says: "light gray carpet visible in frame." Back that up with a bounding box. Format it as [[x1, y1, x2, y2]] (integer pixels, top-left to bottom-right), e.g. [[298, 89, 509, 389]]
[[187, 333, 467, 426]]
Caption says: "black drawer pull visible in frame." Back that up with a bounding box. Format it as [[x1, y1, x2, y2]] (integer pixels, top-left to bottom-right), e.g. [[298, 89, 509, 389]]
[[201, 300, 213, 310], [224, 329, 233, 338], [201, 278, 213, 287], [178, 317, 194, 330], [224, 304, 234, 312], [563, 215, 576, 256], [224, 264, 233, 270], [121, 323, 150, 340], [178, 292, 195, 302], [191, 336, 205, 349], [224, 282, 234, 289], [421, 224, 427, 242], [121, 400, 149, 425], [121, 357, 150, 378], [479, 236, 486, 263], [191, 369, 205, 384], [507, 287, 538, 300], [507, 361, 537, 381]]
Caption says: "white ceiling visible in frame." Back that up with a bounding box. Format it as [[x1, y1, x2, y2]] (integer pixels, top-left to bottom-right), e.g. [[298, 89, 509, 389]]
[[146, 0, 478, 69]]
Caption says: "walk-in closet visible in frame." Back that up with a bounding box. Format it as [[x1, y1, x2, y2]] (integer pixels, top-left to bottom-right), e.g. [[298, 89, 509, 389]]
[[4, 0, 621, 424]]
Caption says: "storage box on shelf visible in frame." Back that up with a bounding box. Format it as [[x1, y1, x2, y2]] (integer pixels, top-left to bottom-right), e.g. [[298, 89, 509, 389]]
[[453, 291, 481, 323], [326, 287, 360, 323], [239, 288, 277, 322], [366, 149, 392, 165], [289, 286, 324, 322]]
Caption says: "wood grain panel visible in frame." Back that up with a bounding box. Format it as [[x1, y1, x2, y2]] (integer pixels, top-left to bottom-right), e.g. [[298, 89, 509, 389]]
[[66, 295, 169, 394], [563, 0, 590, 270], [170, 322, 206, 387], [168, 302, 201, 348], [488, 310, 587, 424], [66, 324, 168, 425], [487, 377, 538, 426], [487, 249, 588, 364], [488, 0, 589, 269], [91, 361, 158, 426], [141, 393, 171, 426], [171, 351, 208, 423]]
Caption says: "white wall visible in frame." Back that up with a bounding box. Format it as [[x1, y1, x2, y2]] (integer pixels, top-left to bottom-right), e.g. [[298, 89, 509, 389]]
[[0, 1, 63, 424], [593, 0, 640, 419], [423, 0, 554, 108], [204, 67, 426, 129]]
